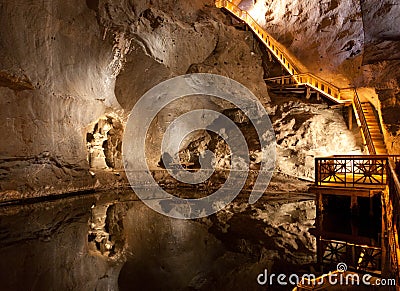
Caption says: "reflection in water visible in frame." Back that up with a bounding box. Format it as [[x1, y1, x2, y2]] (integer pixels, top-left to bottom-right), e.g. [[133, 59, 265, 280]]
[[0, 191, 316, 291], [0, 193, 224, 290], [321, 195, 382, 245]]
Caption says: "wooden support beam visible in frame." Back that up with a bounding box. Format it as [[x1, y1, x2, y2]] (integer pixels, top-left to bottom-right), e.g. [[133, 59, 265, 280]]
[[348, 105, 353, 130], [309, 186, 373, 198], [316, 191, 323, 268], [306, 87, 311, 100]]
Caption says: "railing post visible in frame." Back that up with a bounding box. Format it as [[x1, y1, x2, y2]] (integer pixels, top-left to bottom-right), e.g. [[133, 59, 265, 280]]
[[348, 105, 353, 130]]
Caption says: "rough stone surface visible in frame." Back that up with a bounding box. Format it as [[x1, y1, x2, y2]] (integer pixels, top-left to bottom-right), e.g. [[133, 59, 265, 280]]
[[1, 0, 397, 289], [0, 0, 275, 199], [242, 0, 400, 153]]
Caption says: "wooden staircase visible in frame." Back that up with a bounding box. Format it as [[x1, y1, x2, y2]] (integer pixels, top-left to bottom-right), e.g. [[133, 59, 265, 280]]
[[361, 102, 387, 155], [215, 0, 352, 105], [353, 92, 387, 155], [216, 0, 387, 156], [216, 1, 398, 285]]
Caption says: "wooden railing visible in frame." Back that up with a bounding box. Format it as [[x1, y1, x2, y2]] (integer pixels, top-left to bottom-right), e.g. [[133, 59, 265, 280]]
[[315, 155, 400, 284], [386, 157, 400, 284], [215, 0, 352, 104], [319, 238, 382, 274], [216, 0, 299, 75], [216, 0, 398, 282], [265, 73, 343, 102], [315, 156, 390, 188], [353, 91, 376, 154]]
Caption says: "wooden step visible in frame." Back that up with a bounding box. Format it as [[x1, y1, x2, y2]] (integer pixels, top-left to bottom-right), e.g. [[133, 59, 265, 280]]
[[361, 108, 374, 112], [361, 103, 372, 107], [368, 137, 382, 141], [361, 107, 373, 112], [375, 148, 386, 151]]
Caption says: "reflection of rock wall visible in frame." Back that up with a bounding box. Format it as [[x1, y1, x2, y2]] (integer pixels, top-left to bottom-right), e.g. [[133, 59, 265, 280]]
[[0, 196, 123, 291], [204, 196, 317, 276], [0, 192, 316, 290]]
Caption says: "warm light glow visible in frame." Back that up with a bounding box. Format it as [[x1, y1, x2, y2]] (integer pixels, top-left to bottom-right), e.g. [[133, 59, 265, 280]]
[[246, 0, 289, 26], [247, 1, 268, 25]]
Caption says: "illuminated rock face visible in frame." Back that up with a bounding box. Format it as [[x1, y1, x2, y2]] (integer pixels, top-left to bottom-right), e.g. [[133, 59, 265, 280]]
[[242, 0, 400, 154], [1, 1, 395, 289], [0, 0, 270, 199]]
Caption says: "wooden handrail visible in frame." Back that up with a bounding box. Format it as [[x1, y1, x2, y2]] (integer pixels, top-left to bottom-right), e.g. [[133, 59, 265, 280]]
[[326, 155, 400, 159], [353, 90, 376, 154], [216, 0, 351, 104], [217, 0, 398, 281], [315, 156, 388, 187], [387, 159, 400, 283]]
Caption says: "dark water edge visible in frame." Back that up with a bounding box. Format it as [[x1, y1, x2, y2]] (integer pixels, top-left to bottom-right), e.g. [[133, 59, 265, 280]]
[[0, 190, 317, 291]]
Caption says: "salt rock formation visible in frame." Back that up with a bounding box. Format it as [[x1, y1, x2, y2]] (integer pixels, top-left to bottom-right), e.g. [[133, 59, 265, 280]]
[[243, 0, 400, 153], [1, 0, 396, 202], [0, 0, 270, 199]]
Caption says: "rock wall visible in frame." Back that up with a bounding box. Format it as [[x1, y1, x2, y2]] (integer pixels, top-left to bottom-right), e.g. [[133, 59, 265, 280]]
[[242, 0, 400, 154], [0, 0, 386, 201], [0, 0, 271, 199]]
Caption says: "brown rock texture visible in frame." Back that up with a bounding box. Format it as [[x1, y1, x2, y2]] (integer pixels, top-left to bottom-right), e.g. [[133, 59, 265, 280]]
[[1, 0, 398, 202], [242, 0, 400, 154]]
